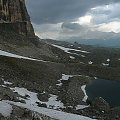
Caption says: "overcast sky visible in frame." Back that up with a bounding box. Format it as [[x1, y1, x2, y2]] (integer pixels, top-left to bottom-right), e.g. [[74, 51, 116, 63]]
[[26, 0, 120, 40]]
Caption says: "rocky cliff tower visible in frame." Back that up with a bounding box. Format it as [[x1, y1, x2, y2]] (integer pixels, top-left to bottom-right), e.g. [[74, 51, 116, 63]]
[[0, 0, 35, 36]]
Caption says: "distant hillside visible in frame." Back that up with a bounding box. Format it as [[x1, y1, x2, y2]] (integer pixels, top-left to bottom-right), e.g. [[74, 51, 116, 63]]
[[62, 38, 120, 48]]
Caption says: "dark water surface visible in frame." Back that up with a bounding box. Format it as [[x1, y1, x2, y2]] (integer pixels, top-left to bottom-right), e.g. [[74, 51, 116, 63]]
[[86, 79, 120, 107]]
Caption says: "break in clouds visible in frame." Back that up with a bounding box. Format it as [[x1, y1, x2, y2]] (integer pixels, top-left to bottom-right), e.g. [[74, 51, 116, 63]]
[[26, 0, 120, 40]]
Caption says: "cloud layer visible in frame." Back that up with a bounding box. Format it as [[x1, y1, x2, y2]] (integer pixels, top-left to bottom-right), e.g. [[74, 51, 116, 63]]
[[26, 0, 119, 24], [26, 0, 120, 40]]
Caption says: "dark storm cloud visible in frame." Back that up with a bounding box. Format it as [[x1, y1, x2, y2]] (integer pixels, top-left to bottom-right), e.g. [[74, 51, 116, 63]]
[[61, 22, 82, 30], [26, 0, 119, 24]]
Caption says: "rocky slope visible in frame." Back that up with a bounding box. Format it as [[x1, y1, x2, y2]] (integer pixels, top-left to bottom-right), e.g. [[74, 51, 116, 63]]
[[0, 0, 120, 120], [0, 48, 120, 120]]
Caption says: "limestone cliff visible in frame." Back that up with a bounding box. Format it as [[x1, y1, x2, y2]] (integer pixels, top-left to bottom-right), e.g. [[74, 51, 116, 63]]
[[0, 0, 35, 36]]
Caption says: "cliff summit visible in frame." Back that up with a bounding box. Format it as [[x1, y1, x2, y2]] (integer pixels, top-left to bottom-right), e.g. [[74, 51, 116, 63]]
[[0, 0, 35, 36]]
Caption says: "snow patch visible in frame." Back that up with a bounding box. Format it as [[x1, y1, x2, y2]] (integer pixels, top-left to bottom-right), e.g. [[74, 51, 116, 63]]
[[88, 61, 93, 65], [10, 87, 40, 105], [70, 56, 75, 59], [56, 74, 76, 86], [102, 59, 110, 66], [107, 59, 110, 62], [76, 105, 89, 110], [56, 82, 63, 87], [4, 81, 13, 85], [62, 74, 73, 80], [0, 50, 48, 62], [0, 101, 13, 117], [81, 55, 86, 57], [94, 77, 97, 79], [0, 85, 7, 88], [102, 63, 109, 66], [81, 85, 88, 102], [80, 61, 85, 64], [56, 74, 84, 86], [45, 94, 64, 109], [51, 44, 89, 55]]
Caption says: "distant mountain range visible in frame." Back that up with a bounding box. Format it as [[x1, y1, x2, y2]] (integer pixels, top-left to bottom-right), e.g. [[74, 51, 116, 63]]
[[61, 38, 120, 48]]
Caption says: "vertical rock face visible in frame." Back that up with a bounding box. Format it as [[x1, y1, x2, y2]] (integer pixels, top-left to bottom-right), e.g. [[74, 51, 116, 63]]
[[0, 0, 35, 36]]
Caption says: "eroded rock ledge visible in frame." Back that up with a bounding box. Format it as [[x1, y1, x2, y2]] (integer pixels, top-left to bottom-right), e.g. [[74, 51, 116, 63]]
[[0, 0, 35, 36]]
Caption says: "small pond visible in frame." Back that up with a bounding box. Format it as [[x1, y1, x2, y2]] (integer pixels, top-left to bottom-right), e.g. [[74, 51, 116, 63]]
[[86, 79, 120, 107]]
